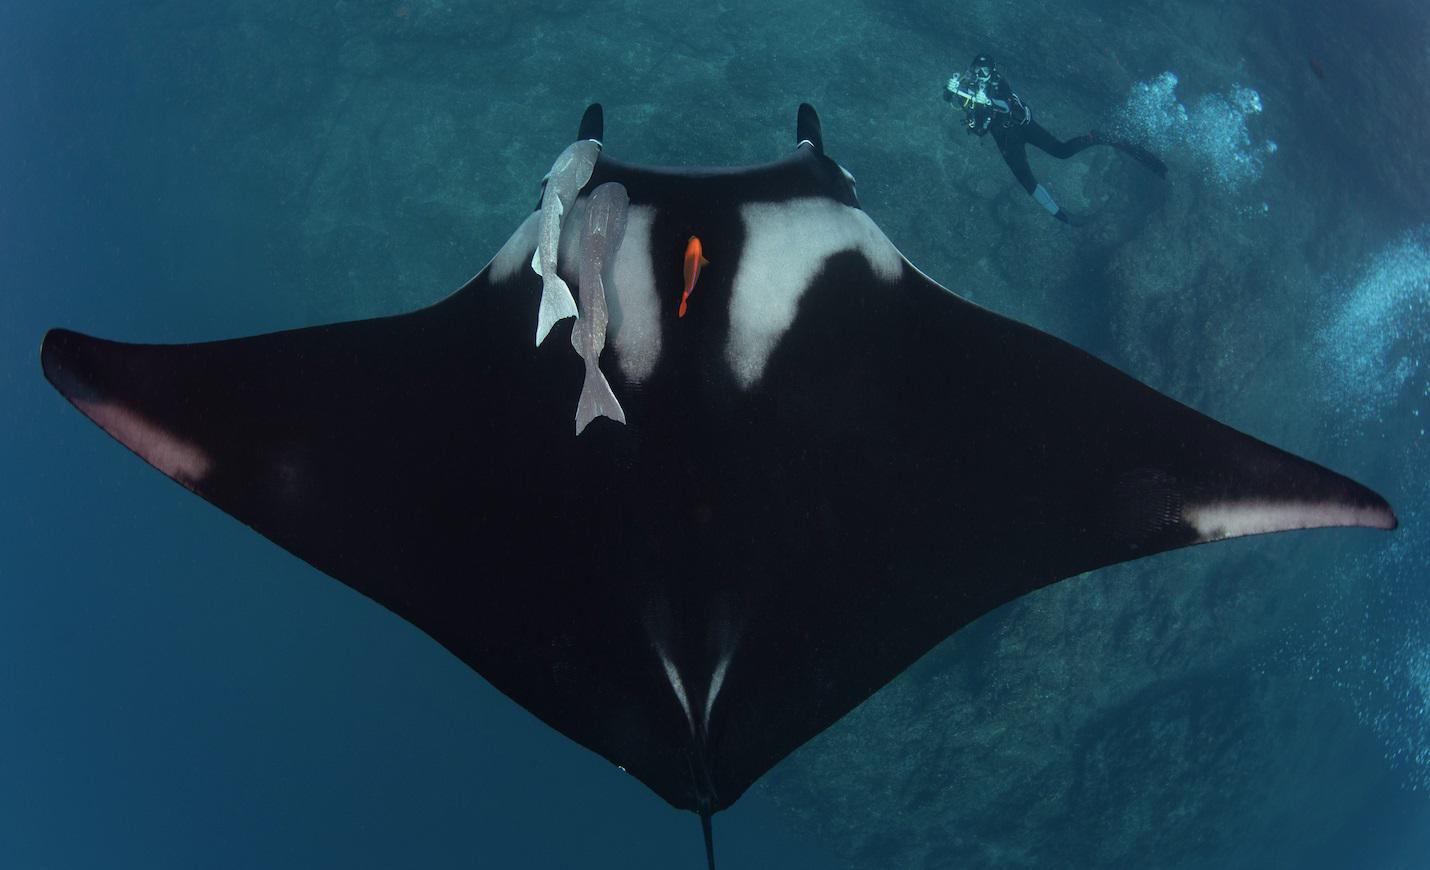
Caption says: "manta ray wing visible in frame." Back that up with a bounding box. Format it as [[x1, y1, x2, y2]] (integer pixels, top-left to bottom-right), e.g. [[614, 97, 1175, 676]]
[[698, 250, 1396, 802], [41, 280, 704, 805], [41, 105, 1394, 843]]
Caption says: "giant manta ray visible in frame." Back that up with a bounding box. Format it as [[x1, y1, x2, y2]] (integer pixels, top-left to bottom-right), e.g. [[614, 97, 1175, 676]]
[[42, 105, 1395, 867]]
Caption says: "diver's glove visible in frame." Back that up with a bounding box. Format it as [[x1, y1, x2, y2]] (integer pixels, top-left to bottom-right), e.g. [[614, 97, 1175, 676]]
[[947, 74, 994, 108]]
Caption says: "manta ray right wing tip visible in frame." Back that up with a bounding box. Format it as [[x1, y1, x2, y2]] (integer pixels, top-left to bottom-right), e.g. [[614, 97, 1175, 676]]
[[1181, 487, 1397, 544]]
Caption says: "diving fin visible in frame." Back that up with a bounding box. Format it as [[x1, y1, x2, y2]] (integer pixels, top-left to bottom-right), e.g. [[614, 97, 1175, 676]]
[[1113, 140, 1168, 178]]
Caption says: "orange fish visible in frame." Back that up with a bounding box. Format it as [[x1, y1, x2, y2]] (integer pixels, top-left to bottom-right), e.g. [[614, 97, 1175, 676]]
[[679, 236, 708, 318]]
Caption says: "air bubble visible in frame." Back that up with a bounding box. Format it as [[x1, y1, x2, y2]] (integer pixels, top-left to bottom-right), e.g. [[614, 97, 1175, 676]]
[[1112, 72, 1274, 190]]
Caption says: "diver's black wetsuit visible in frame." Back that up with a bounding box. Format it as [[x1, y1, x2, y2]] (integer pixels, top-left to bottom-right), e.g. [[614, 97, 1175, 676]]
[[953, 70, 1166, 223]]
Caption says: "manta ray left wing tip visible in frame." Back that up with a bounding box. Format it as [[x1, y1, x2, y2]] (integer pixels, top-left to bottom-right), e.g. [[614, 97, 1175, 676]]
[[41, 327, 216, 490], [41, 327, 77, 390], [42, 327, 109, 411]]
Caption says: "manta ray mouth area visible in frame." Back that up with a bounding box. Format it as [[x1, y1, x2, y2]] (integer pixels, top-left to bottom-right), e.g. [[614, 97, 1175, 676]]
[[38, 103, 1395, 869]]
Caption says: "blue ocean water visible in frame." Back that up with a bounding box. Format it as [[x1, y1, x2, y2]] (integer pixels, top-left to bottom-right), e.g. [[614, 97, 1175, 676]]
[[3, 1, 1427, 868]]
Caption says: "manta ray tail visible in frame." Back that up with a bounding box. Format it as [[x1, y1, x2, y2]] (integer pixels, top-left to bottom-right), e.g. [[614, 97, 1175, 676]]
[[699, 808, 716, 870], [574, 363, 626, 435]]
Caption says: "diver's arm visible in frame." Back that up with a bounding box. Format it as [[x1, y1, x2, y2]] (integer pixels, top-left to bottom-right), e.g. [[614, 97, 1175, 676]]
[[986, 77, 1013, 113], [947, 73, 1005, 111]]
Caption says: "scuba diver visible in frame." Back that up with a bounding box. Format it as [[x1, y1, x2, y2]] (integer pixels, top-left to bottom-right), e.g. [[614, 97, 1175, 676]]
[[945, 54, 1167, 224]]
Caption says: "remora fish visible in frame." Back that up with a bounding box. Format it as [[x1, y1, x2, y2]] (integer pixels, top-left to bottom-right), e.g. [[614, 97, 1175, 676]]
[[531, 138, 599, 344], [571, 181, 629, 434]]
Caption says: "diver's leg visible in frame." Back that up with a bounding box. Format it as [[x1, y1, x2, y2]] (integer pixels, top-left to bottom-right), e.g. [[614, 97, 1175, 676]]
[[1026, 121, 1168, 177], [1078, 127, 1169, 177], [995, 128, 1076, 224], [994, 128, 1038, 194], [1024, 121, 1095, 159], [1101, 134, 1169, 177]]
